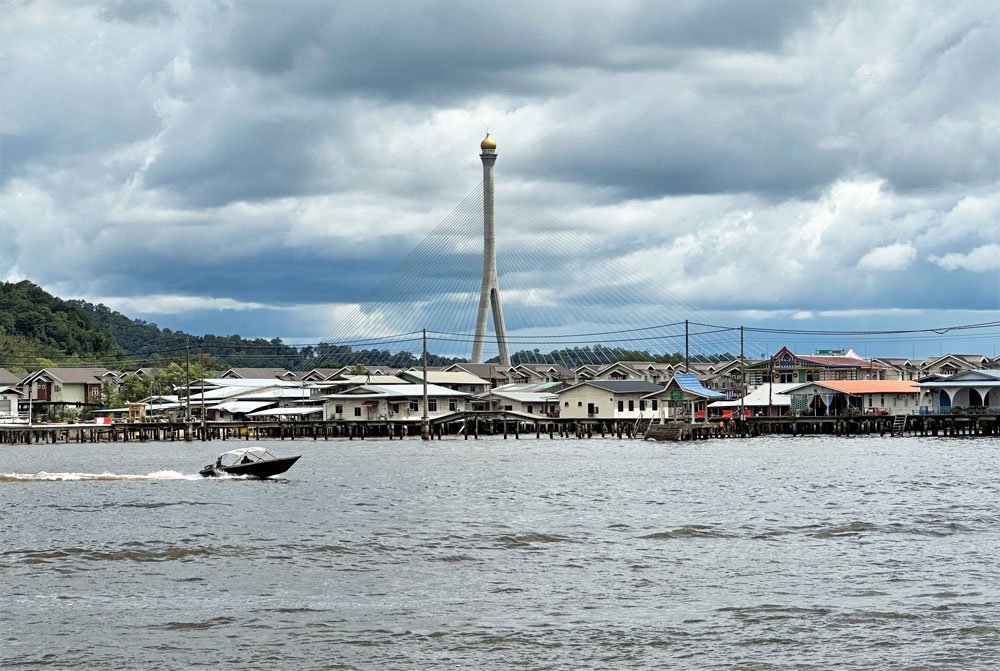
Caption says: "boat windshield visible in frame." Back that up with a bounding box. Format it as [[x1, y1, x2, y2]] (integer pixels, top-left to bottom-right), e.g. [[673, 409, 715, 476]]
[[217, 447, 278, 467]]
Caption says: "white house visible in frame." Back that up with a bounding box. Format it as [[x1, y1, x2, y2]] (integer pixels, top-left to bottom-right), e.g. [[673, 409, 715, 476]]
[[783, 380, 920, 415], [398, 370, 490, 394], [556, 380, 665, 420], [322, 384, 468, 421], [476, 390, 559, 416], [0, 385, 23, 420]]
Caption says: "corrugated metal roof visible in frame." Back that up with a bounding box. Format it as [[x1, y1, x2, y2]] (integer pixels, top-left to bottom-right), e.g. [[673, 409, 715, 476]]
[[201, 378, 301, 388], [222, 368, 294, 379], [401, 371, 489, 385], [211, 401, 275, 414], [490, 391, 558, 403], [247, 407, 323, 417], [335, 375, 407, 384], [710, 383, 800, 407], [786, 380, 919, 395], [323, 384, 469, 399], [672, 374, 726, 399], [565, 380, 665, 394]]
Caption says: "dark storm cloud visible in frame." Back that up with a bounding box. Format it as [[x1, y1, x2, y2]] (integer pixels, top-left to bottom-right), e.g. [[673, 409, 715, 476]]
[[203, 1, 821, 100], [144, 109, 329, 207]]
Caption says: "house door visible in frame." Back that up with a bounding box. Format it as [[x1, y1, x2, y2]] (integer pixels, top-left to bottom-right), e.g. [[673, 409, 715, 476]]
[[587, 403, 596, 416], [37, 382, 50, 401]]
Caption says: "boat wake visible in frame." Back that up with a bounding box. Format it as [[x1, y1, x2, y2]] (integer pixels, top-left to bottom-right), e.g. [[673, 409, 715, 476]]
[[0, 470, 203, 482]]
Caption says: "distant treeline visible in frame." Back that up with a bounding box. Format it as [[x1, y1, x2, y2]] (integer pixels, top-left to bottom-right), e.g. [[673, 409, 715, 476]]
[[72, 299, 307, 369]]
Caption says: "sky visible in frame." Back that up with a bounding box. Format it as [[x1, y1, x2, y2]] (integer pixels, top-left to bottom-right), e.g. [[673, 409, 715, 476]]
[[2, 0, 999, 359]]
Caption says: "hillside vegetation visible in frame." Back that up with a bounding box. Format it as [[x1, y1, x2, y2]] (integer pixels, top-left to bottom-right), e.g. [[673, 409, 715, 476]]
[[0, 281, 121, 369]]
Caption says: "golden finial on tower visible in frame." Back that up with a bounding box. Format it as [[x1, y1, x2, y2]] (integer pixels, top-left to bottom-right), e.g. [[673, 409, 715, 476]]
[[480, 132, 496, 151]]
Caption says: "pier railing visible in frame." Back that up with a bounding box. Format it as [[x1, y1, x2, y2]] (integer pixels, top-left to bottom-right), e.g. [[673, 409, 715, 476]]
[[918, 405, 1000, 415]]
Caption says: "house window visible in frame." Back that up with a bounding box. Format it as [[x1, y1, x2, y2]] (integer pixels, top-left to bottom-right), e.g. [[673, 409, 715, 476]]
[[354, 407, 361, 417], [526, 405, 533, 414], [578, 401, 582, 407], [410, 401, 418, 412], [628, 400, 634, 412], [564, 401, 569, 407], [503, 405, 513, 411], [335, 404, 343, 414], [90, 386, 100, 400], [640, 400, 646, 411], [428, 399, 437, 412], [449, 399, 457, 411], [618, 400, 624, 412], [652, 400, 658, 411]]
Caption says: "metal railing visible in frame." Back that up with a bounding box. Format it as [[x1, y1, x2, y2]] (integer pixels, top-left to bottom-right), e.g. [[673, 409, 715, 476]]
[[916, 405, 1000, 415]]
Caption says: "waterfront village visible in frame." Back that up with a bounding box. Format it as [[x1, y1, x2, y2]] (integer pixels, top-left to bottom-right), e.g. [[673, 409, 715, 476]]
[[2, 347, 1000, 428]]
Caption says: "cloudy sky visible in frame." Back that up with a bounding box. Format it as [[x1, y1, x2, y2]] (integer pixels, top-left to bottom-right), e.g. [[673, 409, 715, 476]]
[[2, 0, 999, 358]]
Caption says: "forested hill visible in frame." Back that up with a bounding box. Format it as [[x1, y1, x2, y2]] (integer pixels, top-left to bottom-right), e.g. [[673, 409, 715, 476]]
[[0, 281, 121, 362], [70, 299, 306, 369]]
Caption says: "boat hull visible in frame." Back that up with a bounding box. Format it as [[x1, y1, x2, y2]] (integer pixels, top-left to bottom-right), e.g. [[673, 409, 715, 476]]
[[199, 455, 301, 479]]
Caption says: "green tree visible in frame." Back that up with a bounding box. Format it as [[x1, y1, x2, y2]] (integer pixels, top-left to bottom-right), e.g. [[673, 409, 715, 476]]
[[101, 379, 124, 409], [119, 374, 151, 403]]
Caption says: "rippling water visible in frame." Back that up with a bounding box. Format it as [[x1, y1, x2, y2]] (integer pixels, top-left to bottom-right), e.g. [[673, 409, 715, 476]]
[[3, 436, 1000, 669]]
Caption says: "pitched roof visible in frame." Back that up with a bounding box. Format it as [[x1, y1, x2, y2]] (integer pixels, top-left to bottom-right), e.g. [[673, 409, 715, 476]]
[[489, 390, 559, 403], [323, 383, 469, 398], [710, 383, 801, 407], [400, 370, 490, 385], [221, 368, 294, 379], [332, 374, 407, 385], [670, 373, 726, 399], [0, 368, 24, 385], [561, 380, 665, 394], [26, 367, 110, 384], [918, 370, 1000, 386], [444, 363, 509, 379], [491, 381, 566, 393], [767, 346, 880, 369], [210, 400, 275, 414], [786, 380, 919, 395], [514, 363, 574, 377]]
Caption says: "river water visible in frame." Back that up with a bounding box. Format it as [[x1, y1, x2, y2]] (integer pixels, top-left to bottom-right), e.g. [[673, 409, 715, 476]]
[[3, 435, 1000, 669]]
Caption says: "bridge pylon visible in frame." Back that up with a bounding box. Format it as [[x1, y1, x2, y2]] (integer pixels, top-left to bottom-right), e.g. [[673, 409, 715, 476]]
[[471, 133, 510, 365]]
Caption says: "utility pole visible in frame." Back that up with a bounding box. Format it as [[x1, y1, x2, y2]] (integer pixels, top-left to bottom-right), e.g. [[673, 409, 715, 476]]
[[768, 349, 773, 414], [185, 336, 192, 442], [200, 344, 206, 441], [421, 329, 430, 441], [740, 326, 745, 421], [685, 319, 689, 373]]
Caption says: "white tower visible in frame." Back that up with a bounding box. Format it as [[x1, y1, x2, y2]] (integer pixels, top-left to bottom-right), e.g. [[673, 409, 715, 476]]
[[471, 133, 510, 365]]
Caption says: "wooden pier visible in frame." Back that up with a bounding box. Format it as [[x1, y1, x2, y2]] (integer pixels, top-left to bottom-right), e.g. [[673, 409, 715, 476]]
[[1, 412, 997, 445], [0, 411, 644, 445]]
